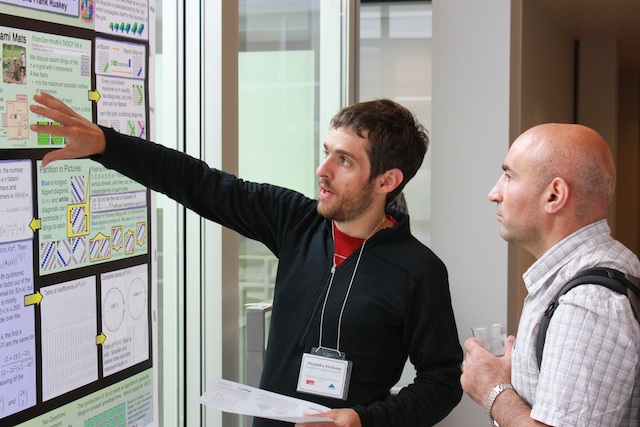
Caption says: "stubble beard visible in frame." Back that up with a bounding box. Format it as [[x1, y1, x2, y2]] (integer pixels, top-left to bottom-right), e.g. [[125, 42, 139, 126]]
[[499, 216, 541, 253], [317, 179, 376, 222]]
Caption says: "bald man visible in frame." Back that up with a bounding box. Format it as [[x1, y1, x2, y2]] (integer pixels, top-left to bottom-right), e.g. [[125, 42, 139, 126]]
[[461, 123, 640, 426]]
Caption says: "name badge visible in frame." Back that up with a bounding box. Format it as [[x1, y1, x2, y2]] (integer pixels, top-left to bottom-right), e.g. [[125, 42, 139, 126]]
[[297, 347, 352, 400]]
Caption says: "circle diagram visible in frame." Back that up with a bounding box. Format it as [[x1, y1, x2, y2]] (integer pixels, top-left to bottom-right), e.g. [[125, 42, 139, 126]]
[[103, 287, 125, 332]]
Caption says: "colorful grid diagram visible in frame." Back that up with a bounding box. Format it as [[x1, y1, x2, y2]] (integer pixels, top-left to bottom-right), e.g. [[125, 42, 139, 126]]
[[125, 229, 135, 255], [36, 122, 65, 145], [70, 206, 88, 235], [136, 222, 146, 246], [126, 121, 145, 138], [112, 226, 123, 251], [98, 49, 109, 73], [108, 22, 145, 36], [132, 84, 143, 105], [40, 241, 57, 271], [71, 176, 86, 204], [90, 233, 111, 262], [133, 56, 144, 76]]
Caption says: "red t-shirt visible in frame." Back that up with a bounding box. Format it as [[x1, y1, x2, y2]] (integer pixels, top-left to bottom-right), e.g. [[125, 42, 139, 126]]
[[332, 215, 397, 266]]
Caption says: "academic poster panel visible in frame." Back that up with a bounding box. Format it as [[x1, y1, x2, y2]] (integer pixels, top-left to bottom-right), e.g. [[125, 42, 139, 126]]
[[0, 0, 95, 30], [0, 0, 150, 37], [0, 3, 156, 425], [0, 159, 36, 419], [1, 255, 153, 424], [14, 369, 154, 427], [101, 264, 149, 377], [95, 0, 149, 40], [0, 159, 32, 243], [0, 238, 36, 419], [1, 25, 92, 149], [37, 159, 148, 276], [95, 37, 147, 138], [41, 276, 98, 402]]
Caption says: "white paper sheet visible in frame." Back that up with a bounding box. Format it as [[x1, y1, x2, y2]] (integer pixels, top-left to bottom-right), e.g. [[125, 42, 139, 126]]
[[199, 378, 333, 423]]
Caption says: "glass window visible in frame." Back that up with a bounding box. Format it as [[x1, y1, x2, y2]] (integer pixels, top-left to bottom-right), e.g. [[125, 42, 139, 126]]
[[359, 0, 433, 391], [360, 1, 432, 246], [154, 2, 349, 425], [237, 0, 348, 402], [237, 0, 321, 390], [155, 1, 185, 425]]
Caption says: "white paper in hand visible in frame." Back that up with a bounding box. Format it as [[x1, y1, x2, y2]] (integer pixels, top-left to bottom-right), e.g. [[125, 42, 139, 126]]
[[199, 378, 333, 423]]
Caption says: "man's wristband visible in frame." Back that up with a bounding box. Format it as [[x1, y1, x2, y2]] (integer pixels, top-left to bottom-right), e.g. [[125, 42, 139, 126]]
[[485, 383, 514, 426]]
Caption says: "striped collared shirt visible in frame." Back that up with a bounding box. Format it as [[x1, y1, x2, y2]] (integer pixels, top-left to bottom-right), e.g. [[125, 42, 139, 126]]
[[512, 219, 640, 426]]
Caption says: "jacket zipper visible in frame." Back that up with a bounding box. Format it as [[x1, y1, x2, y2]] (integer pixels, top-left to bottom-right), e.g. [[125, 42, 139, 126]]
[[295, 227, 387, 354]]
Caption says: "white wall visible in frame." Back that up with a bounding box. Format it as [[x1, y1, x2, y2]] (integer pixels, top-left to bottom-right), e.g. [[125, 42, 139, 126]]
[[431, 1, 513, 424]]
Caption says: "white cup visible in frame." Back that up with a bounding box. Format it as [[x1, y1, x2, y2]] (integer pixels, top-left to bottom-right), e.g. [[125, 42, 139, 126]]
[[471, 323, 507, 356]]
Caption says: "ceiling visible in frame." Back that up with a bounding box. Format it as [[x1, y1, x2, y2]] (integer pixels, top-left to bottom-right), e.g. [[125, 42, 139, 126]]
[[535, 0, 640, 72]]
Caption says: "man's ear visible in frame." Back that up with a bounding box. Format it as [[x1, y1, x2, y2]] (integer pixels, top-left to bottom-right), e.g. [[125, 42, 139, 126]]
[[377, 168, 404, 194], [545, 177, 569, 214]]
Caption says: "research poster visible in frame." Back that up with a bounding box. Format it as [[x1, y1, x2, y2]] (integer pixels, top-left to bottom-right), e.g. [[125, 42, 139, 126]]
[[0, 2, 156, 426]]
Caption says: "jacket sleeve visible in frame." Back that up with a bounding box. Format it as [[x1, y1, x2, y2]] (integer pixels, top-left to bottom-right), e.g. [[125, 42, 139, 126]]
[[94, 126, 314, 253], [353, 259, 463, 427]]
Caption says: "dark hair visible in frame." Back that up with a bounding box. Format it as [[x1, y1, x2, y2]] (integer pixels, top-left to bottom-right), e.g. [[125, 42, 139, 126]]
[[330, 99, 429, 203]]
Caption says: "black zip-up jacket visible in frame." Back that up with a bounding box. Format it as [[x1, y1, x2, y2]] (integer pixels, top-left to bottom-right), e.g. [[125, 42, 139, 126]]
[[97, 126, 463, 427]]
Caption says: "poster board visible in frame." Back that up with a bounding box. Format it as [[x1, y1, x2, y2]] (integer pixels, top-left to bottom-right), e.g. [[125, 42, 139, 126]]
[[0, 1, 157, 425]]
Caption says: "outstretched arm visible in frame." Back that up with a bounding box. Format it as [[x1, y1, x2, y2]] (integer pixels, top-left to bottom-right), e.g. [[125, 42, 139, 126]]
[[29, 92, 106, 167]]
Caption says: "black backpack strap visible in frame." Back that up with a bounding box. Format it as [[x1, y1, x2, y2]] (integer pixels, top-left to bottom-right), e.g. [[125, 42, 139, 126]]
[[535, 267, 640, 370]]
